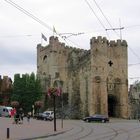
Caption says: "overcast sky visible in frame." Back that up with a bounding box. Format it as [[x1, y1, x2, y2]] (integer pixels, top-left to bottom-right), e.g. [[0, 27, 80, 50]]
[[0, 0, 140, 86]]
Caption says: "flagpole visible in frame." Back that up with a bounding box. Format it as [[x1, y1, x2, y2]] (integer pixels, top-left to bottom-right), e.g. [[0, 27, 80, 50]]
[[41, 33, 42, 46], [53, 26, 56, 37], [53, 26, 54, 37]]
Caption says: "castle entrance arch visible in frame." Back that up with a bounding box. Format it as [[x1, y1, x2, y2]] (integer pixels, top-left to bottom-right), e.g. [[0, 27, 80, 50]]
[[108, 95, 117, 117]]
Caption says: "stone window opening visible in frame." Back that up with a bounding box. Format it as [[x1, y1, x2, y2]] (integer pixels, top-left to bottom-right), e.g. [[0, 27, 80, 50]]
[[43, 55, 47, 62]]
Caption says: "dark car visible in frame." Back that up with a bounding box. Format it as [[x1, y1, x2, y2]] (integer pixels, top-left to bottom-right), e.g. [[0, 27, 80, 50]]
[[83, 114, 109, 123]]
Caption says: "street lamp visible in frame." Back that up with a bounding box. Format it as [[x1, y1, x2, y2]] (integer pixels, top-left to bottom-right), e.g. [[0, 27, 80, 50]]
[[61, 92, 64, 128], [47, 87, 61, 131], [53, 80, 63, 128]]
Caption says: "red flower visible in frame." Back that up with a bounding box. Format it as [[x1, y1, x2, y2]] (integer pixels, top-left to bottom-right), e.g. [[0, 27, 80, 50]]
[[47, 87, 61, 97]]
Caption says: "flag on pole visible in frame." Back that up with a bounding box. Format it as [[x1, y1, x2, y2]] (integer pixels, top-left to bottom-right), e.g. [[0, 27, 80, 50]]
[[41, 33, 47, 41], [53, 26, 56, 34]]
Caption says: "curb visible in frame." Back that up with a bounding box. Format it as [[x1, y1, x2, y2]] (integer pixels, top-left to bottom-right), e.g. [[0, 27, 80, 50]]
[[20, 128, 73, 140]]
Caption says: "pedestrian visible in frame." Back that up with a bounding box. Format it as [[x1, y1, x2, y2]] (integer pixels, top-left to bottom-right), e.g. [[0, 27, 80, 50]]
[[27, 113, 30, 123], [14, 113, 19, 124], [20, 113, 24, 124]]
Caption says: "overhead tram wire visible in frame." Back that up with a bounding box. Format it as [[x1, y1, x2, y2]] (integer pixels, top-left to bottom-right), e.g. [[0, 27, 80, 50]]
[[4, 0, 52, 32], [84, 0, 106, 29], [125, 25, 140, 29], [85, 0, 112, 39], [4, 0, 87, 52], [4, 0, 85, 49], [92, 0, 120, 38], [4, 1, 67, 42], [5, 0, 134, 82], [84, 0, 110, 39], [128, 46, 140, 62], [129, 63, 140, 66], [85, 0, 140, 70], [0, 34, 39, 38], [5, 0, 139, 63]]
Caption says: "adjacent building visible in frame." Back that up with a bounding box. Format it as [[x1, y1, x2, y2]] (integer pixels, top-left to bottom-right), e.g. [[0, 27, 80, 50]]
[[0, 75, 12, 105]]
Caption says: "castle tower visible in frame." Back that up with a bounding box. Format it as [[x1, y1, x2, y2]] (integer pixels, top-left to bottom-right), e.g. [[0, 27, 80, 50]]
[[90, 36, 128, 118], [37, 36, 68, 92]]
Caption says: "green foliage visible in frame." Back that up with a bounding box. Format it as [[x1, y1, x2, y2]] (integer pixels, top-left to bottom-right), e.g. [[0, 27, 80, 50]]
[[11, 72, 42, 113]]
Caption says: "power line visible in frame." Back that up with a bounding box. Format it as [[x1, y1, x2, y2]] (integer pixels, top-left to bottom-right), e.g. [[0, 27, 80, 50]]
[[92, 0, 120, 38], [129, 77, 140, 80], [4, 0, 88, 49], [0, 34, 38, 38], [84, 0, 106, 30], [3, 0, 80, 47], [59, 32, 84, 39], [84, 0, 111, 39], [4, 0, 140, 64], [105, 27, 124, 31], [128, 63, 140, 66], [125, 25, 140, 29], [4, 0, 53, 32], [128, 46, 140, 62]]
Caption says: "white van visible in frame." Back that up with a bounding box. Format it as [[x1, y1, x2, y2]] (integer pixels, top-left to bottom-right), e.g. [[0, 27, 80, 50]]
[[0, 106, 13, 117], [42, 111, 54, 121]]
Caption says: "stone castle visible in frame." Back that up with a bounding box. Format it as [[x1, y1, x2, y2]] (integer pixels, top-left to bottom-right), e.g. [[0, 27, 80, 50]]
[[37, 36, 129, 118]]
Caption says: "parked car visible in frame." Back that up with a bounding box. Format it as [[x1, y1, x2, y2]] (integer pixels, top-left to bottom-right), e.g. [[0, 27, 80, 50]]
[[35, 111, 54, 121], [43, 111, 54, 121], [0, 106, 13, 117], [83, 114, 109, 123]]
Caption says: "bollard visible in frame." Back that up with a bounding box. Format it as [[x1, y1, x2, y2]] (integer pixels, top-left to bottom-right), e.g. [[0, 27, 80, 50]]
[[7, 128, 10, 139]]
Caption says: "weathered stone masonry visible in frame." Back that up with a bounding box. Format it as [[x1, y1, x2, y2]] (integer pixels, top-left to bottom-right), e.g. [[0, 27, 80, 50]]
[[37, 36, 128, 118]]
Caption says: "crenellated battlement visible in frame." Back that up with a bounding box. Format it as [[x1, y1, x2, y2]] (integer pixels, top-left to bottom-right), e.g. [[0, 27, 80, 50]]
[[38, 36, 88, 55], [49, 36, 59, 45], [90, 36, 127, 47]]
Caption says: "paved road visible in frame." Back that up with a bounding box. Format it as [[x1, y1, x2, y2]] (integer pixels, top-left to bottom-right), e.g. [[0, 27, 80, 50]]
[[0, 117, 71, 140], [37, 119, 140, 140], [1, 117, 140, 140]]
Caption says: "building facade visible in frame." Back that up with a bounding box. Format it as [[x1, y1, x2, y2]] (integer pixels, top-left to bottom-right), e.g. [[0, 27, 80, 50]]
[[129, 84, 140, 119], [0, 75, 12, 105], [37, 36, 129, 118]]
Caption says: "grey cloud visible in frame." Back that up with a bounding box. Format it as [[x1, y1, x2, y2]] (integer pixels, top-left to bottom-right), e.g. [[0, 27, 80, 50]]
[[0, 46, 36, 65]]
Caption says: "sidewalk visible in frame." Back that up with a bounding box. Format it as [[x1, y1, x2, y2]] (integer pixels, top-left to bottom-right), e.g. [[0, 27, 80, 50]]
[[0, 117, 72, 140]]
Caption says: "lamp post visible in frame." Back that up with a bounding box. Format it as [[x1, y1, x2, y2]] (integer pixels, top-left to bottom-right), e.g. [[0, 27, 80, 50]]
[[48, 87, 61, 131], [53, 80, 63, 128], [53, 94, 56, 131], [61, 92, 63, 128]]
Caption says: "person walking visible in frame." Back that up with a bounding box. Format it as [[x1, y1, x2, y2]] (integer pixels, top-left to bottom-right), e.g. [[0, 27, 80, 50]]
[[27, 113, 30, 123], [20, 113, 24, 124]]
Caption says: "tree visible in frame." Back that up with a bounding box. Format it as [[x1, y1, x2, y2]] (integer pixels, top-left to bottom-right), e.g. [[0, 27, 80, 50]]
[[11, 73, 42, 114]]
